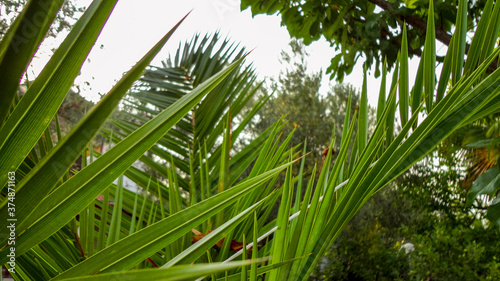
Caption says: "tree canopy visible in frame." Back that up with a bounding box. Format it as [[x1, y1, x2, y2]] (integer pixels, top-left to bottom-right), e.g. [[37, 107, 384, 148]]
[[240, 0, 488, 81], [312, 146, 500, 280], [0, 0, 84, 39]]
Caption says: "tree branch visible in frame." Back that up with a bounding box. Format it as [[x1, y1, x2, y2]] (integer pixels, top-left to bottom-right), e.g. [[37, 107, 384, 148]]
[[368, 0, 453, 47], [368, 0, 498, 71]]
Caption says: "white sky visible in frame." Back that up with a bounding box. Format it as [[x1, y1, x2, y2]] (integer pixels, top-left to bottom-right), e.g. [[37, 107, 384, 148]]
[[30, 0, 425, 106]]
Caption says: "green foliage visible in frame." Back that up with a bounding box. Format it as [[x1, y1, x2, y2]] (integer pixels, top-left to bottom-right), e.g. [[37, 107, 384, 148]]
[[240, 0, 489, 81], [311, 188, 411, 281], [249, 39, 375, 170], [398, 153, 470, 225], [314, 152, 500, 280], [0, 1, 499, 280], [0, 0, 85, 39], [409, 224, 500, 281], [0, 1, 294, 279], [459, 117, 500, 225]]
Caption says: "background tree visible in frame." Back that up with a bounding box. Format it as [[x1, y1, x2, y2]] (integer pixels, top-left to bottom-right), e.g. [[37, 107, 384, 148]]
[[398, 149, 500, 280], [0, 0, 85, 39], [240, 0, 489, 81], [248, 39, 375, 172], [312, 140, 500, 280]]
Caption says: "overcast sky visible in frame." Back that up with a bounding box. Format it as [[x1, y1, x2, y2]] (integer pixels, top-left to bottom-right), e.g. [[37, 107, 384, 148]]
[[30, 0, 424, 106]]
